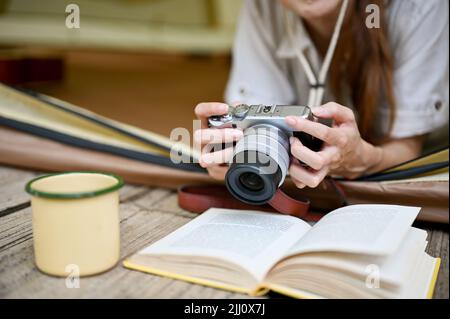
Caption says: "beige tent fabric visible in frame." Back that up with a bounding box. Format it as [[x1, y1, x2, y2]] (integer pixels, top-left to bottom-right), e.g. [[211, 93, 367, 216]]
[[0, 126, 447, 223], [0, 83, 199, 160], [0, 126, 214, 188]]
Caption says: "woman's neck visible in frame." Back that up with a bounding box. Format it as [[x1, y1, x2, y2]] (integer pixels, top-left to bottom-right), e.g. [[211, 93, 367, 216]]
[[302, 1, 351, 56], [303, 15, 339, 56]]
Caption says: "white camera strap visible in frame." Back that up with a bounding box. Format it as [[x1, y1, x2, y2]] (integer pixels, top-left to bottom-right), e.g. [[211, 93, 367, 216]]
[[285, 0, 349, 107]]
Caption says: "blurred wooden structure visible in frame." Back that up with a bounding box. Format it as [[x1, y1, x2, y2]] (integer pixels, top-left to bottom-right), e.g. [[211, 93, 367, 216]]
[[0, 0, 242, 53]]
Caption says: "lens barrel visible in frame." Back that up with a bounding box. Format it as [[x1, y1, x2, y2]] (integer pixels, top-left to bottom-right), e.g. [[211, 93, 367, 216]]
[[225, 125, 290, 205]]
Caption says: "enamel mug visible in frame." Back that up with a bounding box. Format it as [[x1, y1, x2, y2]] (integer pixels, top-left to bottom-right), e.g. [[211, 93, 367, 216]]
[[25, 172, 123, 277]]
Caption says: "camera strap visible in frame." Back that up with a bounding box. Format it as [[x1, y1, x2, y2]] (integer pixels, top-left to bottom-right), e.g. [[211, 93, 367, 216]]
[[177, 1, 351, 222], [285, 0, 349, 107], [178, 184, 324, 222]]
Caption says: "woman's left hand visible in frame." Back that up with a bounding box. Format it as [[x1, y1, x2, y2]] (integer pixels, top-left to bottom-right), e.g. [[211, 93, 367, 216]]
[[285, 102, 383, 189]]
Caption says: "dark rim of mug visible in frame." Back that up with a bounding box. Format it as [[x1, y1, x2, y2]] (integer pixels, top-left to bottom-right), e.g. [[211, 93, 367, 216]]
[[25, 171, 124, 199]]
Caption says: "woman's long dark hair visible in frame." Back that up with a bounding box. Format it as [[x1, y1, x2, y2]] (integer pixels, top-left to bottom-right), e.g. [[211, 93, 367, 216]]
[[329, 0, 395, 144]]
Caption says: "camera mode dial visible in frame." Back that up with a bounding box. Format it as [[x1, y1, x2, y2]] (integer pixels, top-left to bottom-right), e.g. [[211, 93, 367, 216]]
[[233, 104, 250, 119]]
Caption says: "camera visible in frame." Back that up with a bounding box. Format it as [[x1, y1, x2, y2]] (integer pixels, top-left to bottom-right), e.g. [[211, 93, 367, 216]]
[[208, 104, 324, 205]]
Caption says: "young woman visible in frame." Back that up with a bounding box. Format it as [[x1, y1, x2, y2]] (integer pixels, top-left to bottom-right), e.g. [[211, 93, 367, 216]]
[[194, 0, 448, 189]]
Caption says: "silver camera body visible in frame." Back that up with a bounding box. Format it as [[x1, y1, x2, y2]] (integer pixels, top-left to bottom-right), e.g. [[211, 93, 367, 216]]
[[208, 104, 324, 205], [208, 104, 314, 131]]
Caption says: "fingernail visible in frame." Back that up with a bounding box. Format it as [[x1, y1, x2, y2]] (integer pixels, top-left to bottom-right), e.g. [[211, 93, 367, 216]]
[[311, 106, 325, 115], [220, 104, 228, 112], [199, 157, 207, 168], [286, 116, 296, 125], [201, 153, 213, 165], [233, 130, 243, 138], [289, 136, 295, 144]]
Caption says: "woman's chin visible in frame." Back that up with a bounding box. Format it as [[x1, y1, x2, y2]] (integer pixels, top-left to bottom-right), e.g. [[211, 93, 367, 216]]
[[279, 0, 342, 19]]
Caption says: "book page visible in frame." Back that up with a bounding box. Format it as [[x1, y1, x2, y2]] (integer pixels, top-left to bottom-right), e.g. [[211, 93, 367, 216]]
[[285, 205, 420, 256], [138, 208, 311, 281], [272, 227, 427, 288]]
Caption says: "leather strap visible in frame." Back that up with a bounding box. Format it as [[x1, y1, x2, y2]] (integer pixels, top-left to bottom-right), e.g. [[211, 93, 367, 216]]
[[268, 188, 310, 217], [178, 184, 324, 221]]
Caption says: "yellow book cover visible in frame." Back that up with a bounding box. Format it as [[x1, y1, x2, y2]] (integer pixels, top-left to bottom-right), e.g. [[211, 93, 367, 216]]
[[123, 206, 441, 299]]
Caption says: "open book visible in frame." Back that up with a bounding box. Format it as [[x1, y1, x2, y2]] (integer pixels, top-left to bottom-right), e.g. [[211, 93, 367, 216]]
[[124, 205, 440, 299]]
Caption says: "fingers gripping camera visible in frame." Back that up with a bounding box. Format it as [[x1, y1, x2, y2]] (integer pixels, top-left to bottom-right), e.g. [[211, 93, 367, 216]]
[[208, 104, 325, 205]]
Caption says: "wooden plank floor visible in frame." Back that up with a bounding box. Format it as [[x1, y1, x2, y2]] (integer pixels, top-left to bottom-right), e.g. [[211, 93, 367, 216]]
[[0, 165, 448, 299]]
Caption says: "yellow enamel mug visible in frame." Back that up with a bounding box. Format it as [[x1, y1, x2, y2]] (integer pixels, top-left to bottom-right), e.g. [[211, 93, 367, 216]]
[[25, 171, 123, 277]]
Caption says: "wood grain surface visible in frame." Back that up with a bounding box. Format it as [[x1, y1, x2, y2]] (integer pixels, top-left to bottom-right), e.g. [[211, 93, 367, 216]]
[[0, 165, 447, 299]]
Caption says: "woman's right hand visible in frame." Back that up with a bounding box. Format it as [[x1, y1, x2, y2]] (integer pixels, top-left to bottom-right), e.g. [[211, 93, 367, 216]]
[[194, 102, 243, 180]]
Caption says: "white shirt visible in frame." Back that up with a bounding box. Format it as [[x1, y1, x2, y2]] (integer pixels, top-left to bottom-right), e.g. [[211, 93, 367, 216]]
[[225, 0, 449, 139]]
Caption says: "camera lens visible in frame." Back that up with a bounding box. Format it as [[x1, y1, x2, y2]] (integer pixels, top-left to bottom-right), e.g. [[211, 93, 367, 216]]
[[226, 158, 282, 205], [239, 172, 264, 192], [225, 124, 290, 205]]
